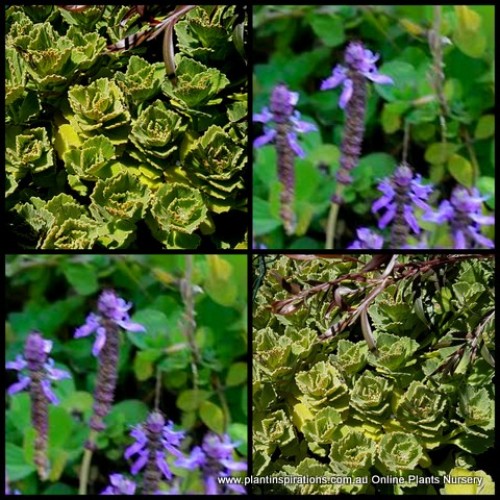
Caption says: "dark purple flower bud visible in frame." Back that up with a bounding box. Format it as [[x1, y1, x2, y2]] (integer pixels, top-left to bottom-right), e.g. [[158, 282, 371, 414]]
[[254, 83, 317, 235], [422, 186, 494, 249], [348, 227, 384, 249], [101, 474, 137, 495], [125, 412, 185, 495], [372, 164, 432, 248], [6, 333, 70, 481], [321, 42, 393, 205], [176, 433, 247, 495]]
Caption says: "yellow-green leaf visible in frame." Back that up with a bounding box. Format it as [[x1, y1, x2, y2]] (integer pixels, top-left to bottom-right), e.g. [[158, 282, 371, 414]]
[[447, 154, 474, 188], [199, 400, 225, 434], [226, 361, 247, 387], [455, 6, 482, 32], [53, 124, 82, 160], [176, 389, 211, 412], [453, 29, 486, 59], [48, 448, 69, 482], [205, 255, 237, 307], [424, 143, 460, 164], [474, 114, 495, 140]]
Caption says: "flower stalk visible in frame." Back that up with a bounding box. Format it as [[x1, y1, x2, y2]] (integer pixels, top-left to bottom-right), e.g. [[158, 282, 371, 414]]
[[321, 41, 393, 248]]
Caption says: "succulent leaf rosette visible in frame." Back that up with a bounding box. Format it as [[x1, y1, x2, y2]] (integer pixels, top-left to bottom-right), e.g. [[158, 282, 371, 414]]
[[130, 100, 187, 172], [63, 135, 116, 182], [162, 57, 229, 108], [147, 183, 208, 249], [350, 372, 393, 425], [184, 125, 246, 213], [7, 19, 105, 95], [6, 127, 54, 196], [329, 428, 376, 475], [67, 78, 131, 145], [115, 56, 165, 103], [295, 361, 350, 415], [15, 193, 100, 250], [330, 339, 368, 376], [394, 381, 448, 448], [254, 409, 296, 457], [378, 431, 423, 473]]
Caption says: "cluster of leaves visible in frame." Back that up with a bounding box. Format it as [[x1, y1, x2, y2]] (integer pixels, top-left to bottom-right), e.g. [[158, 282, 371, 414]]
[[5, 254, 248, 494], [253, 5, 494, 249], [6, 5, 247, 250], [253, 254, 495, 495]]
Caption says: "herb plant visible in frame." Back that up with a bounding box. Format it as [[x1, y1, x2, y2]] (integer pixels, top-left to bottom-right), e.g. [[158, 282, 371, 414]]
[[253, 254, 495, 495], [253, 5, 495, 249], [6, 255, 248, 495], [6, 5, 247, 250]]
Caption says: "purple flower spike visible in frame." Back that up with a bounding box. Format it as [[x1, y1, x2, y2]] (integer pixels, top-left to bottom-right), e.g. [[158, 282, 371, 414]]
[[320, 42, 392, 208], [101, 474, 137, 495], [372, 164, 432, 248], [75, 291, 145, 436], [423, 186, 495, 249], [6, 332, 70, 480], [254, 83, 317, 236], [126, 412, 186, 495], [176, 433, 247, 495]]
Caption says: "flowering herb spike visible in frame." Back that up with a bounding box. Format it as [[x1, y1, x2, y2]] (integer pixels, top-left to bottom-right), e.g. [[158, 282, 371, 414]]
[[321, 41, 393, 199], [422, 186, 495, 249], [6, 332, 70, 481], [321, 42, 393, 248], [175, 432, 247, 495], [372, 163, 433, 248], [75, 290, 145, 435], [125, 411, 185, 494], [254, 82, 317, 235]]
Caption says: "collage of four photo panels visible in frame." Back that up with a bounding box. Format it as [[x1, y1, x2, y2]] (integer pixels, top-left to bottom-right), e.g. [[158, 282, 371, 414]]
[[5, 4, 495, 497]]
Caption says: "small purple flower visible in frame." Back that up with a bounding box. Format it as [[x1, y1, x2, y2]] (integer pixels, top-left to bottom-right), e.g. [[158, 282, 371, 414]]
[[321, 41, 393, 109], [348, 228, 384, 249], [5, 472, 21, 495], [372, 164, 432, 248], [176, 433, 247, 495], [125, 412, 185, 494], [423, 186, 495, 249], [101, 474, 137, 495], [75, 290, 146, 357], [253, 84, 317, 158], [6, 335, 70, 404]]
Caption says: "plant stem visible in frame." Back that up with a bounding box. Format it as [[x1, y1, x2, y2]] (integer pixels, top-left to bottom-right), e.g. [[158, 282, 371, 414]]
[[325, 185, 343, 249], [79, 430, 97, 495]]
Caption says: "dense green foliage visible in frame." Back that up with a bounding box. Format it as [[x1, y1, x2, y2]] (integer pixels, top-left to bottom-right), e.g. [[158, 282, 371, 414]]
[[6, 6, 247, 250], [6, 254, 248, 494], [253, 6, 494, 249], [253, 254, 495, 494]]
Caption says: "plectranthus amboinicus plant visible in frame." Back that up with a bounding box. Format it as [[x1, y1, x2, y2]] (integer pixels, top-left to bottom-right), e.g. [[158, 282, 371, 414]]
[[125, 411, 185, 495], [320, 41, 393, 248], [6, 332, 70, 480], [422, 185, 495, 249], [372, 163, 433, 248], [75, 290, 145, 437], [254, 83, 317, 235], [176, 432, 247, 495]]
